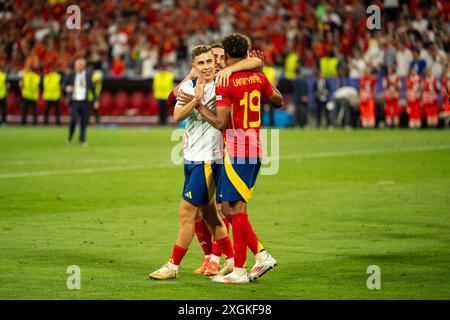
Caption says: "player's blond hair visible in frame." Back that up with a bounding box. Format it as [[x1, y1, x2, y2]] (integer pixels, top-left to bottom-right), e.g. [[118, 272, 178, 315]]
[[191, 45, 212, 62]]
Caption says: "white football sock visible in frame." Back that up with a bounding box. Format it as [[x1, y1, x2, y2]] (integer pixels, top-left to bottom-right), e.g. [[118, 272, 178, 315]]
[[209, 254, 220, 264], [234, 267, 247, 276]]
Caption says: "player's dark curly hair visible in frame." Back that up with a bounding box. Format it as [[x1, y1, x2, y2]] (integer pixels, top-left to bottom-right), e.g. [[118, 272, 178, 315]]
[[221, 33, 250, 59]]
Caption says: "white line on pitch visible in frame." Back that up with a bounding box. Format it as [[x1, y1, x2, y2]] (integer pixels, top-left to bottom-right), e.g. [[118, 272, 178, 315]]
[[0, 144, 449, 179], [280, 144, 450, 161]]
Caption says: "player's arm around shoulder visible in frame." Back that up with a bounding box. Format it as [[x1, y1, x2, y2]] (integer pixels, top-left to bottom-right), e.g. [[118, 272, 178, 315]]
[[260, 73, 284, 108], [216, 56, 263, 87], [173, 81, 203, 123], [196, 84, 230, 130]]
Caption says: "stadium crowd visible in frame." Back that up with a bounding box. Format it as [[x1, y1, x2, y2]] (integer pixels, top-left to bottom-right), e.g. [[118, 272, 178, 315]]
[[0, 0, 449, 128]]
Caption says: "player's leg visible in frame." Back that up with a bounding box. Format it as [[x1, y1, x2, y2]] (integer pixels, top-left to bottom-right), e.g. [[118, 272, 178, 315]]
[[212, 157, 276, 284], [193, 210, 213, 274], [200, 201, 234, 276], [149, 199, 197, 280], [200, 161, 233, 276]]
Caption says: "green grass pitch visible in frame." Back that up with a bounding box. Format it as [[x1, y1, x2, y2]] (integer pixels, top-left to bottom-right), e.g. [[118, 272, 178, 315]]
[[0, 126, 449, 299]]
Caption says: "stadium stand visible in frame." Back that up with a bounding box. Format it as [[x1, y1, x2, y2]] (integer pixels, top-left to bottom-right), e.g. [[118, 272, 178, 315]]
[[0, 0, 448, 127]]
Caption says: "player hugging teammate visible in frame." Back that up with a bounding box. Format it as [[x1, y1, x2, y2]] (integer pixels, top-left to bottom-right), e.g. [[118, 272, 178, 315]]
[[150, 33, 283, 284]]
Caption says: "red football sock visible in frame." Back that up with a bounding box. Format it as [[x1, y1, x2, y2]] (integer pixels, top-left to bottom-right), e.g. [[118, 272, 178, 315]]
[[230, 212, 249, 268], [170, 244, 188, 266], [214, 236, 234, 260], [247, 219, 265, 255], [195, 219, 212, 256], [211, 242, 222, 257]]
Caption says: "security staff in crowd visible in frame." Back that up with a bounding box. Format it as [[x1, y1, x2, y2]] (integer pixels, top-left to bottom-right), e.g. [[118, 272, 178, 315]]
[[153, 64, 174, 126], [19, 63, 40, 125], [88, 63, 103, 125], [63, 57, 97, 146], [0, 65, 8, 125], [43, 63, 62, 125]]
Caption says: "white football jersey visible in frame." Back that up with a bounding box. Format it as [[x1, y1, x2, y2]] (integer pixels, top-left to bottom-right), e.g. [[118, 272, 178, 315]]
[[175, 80, 223, 162]]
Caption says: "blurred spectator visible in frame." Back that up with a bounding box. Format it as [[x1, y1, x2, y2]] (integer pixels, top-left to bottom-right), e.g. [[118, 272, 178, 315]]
[[359, 66, 377, 128], [429, 43, 447, 79], [383, 66, 401, 128], [42, 63, 62, 125], [405, 67, 422, 129], [262, 62, 278, 127], [334, 84, 359, 129], [410, 49, 427, 76], [313, 70, 332, 128], [293, 70, 309, 128], [383, 38, 397, 71], [442, 65, 450, 128], [416, 41, 433, 67], [411, 10, 428, 34], [395, 42, 413, 77], [88, 65, 103, 125], [364, 35, 384, 74], [284, 51, 299, 80], [421, 67, 440, 128], [153, 64, 174, 126], [349, 49, 366, 79], [111, 56, 125, 77], [319, 48, 339, 78], [140, 42, 158, 78]]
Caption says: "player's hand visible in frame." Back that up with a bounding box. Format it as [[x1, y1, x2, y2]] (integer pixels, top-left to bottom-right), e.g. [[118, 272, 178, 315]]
[[216, 67, 232, 87], [94, 101, 99, 110], [248, 49, 265, 62], [194, 80, 205, 102], [177, 90, 195, 105], [66, 85, 74, 93]]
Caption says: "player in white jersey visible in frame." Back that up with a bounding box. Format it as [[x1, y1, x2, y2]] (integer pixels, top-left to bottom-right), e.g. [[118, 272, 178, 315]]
[[149, 45, 262, 280]]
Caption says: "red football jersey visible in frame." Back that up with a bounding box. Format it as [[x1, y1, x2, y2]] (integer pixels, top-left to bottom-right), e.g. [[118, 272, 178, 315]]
[[359, 76, 376, 102], [383, 75, 401, 101], [422, 77, 439, 104], [215, 71, 274, 158], [405, 75, 421, 103]]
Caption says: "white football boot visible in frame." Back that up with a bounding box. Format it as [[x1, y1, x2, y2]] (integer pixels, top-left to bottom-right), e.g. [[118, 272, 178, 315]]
[[149, 263, 178, 280], [249, 251, 277, 281], [212, 268, 249, 284]]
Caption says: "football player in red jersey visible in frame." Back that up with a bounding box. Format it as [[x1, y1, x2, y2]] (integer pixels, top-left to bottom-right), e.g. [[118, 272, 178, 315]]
[[405, 67, 422, 129], [441, 65, 450, 128], [383, 66, 401, 128], [197, 33, 283, 283], [421, 67, 441, 128], [359, 66, 377, 128]]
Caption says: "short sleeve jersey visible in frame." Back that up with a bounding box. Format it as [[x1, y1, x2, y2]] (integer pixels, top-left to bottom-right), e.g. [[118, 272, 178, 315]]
[[215, 71, 274, 159]]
